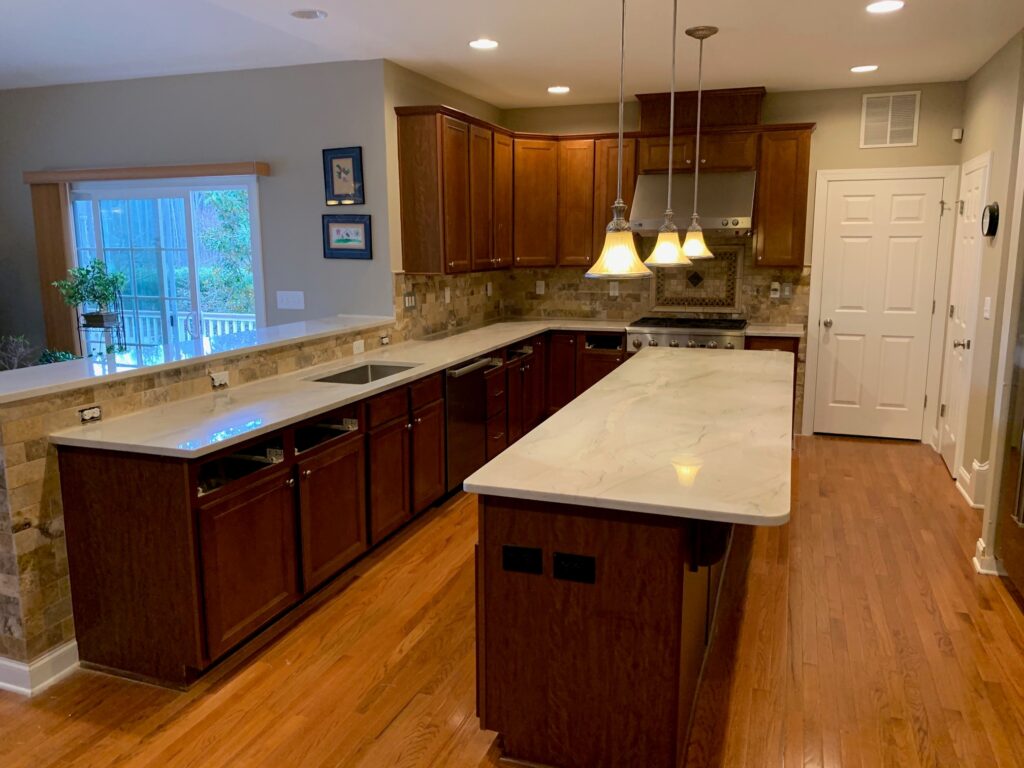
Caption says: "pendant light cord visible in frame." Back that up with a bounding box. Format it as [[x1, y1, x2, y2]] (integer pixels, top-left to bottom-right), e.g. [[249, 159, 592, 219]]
[[615, 0, 626, 208], [665, 0, 677, 219], [692, 37, 704, 219]]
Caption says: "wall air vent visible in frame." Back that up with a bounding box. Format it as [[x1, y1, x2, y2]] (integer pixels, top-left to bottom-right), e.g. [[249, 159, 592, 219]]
[[860, 91, 920, 148]]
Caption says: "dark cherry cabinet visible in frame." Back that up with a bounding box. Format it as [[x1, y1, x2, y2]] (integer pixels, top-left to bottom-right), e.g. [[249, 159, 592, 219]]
[[470, 124, 495, 271], [493, 132, 514, 269], [522, 350, 545, 431], [745, 335, 800, 404], [199, 470, 300, 660], [513, 138, 559, 267], [506, 356, 525, 444], [411, 398, 446, 514], [754, 129, 812, 268], [367, 387, 413, 543], [486, 364, 509, 459], [547, 332, 578, 413], [297, 434, 367, 592], [697, 132, 759, 171], [557, 139, 596, 266], [593, 138, 637, 261], [637, 135, 696, 173], [578, 333, 626, 393], [441, 116, 472, 273]]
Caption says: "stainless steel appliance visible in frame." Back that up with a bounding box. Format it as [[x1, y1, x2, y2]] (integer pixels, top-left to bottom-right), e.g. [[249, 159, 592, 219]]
[[629, 171, 756, 237], [627, 316, 747, 351], [445, 356, 502, 493]]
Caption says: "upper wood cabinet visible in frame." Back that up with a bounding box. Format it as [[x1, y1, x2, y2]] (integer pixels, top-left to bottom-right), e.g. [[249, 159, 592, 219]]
[[638, 132, 757, 173], [593, 138, 637, 262], [470, 125, 495, 271], [557, 139, 596, 266], [493, 132, 514, 269], [441, 117, 472, 273], [637, 136, 696, 173], [754, 129, 812, 268], [513, 138, 559, 267]]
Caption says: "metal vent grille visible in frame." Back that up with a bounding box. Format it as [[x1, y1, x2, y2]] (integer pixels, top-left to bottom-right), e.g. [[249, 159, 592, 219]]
[[860, 91, 920, 148]]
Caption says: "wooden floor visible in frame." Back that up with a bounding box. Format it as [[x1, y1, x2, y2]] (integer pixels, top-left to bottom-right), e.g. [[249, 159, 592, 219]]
[[2, 436, 1023, 767]]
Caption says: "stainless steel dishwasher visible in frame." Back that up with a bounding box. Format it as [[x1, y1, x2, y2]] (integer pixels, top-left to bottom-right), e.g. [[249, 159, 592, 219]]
[[445, 356, 501, 493]]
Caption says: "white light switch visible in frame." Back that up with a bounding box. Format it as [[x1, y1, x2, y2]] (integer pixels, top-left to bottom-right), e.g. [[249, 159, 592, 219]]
[[276, 290, 305, 310], [609, 281, 620, 297], [353, 340, 365, 354], [535, 280, 546, 295], [984, 297, 992, 320]]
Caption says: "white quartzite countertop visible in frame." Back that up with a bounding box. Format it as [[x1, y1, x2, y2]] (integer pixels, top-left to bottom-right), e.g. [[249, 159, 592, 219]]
[[464, 347, 793, 526], [48, 320, 629, 458]]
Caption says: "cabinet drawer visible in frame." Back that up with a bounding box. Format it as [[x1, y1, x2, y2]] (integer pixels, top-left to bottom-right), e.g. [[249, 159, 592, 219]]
[[487, 413, 508, 459], [486, 367, 507, 417], [410, 373, 443, 409], [367, 387, 409, 428]]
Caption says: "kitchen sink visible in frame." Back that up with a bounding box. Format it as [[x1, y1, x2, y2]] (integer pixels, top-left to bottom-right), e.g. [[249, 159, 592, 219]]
[[312, 362, 417, 385]]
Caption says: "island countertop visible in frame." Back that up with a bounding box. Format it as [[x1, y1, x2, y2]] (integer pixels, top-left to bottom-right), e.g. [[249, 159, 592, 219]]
[[464, 347, 793, 526]]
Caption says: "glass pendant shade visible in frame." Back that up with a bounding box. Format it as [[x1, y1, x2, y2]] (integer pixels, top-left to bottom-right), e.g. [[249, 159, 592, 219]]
[[682, 220, 714, 259], [587, 227, 651, 279], [645, 229, 692, 267]]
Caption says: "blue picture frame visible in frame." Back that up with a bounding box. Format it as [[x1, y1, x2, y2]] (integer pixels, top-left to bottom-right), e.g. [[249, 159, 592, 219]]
[[322, 146, 364, 206], [323, 214, 372, 260]]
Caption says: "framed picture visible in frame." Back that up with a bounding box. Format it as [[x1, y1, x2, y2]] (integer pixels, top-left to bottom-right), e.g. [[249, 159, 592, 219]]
[[323, 214, 372, 260], [322, 146, 364, 205]]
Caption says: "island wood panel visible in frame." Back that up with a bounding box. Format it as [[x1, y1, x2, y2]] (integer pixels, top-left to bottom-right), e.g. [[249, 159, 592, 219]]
[[441, 116, 472, 273], [477, 496, 722, 768], [492, 132, 514, 268], [397, 113, 445, 274], [754, 129, 812, 268], [58, 447, 205, 687], [513, 138, 558, 267], [469, 124, 494, 271], [556, 139, 596, 266], [592, 138, 637, 260]]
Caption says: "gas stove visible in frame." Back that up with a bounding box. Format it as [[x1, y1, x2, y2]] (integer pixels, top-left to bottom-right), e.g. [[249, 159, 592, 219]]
[[627, 316, 747, 351]]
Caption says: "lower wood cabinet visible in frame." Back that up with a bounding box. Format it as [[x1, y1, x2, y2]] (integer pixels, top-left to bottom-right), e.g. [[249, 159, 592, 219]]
[[745, 335, 801, 404], [199, 470, 301, 660], [547, 332, 578, 413], [297, 434, 367, 592], [368, 413, 412, 543], [411, 398, 446, 513], [506, 355, 525, 444], [578, 332, 626, 393]]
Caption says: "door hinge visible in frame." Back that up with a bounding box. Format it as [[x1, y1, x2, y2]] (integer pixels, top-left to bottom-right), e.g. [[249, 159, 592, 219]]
[[940, 403, 947, 418], [932, 299, 936, 315], [958, 200, 965, 215], [949, 304, 955, 319], [924, 394, 928, 409]]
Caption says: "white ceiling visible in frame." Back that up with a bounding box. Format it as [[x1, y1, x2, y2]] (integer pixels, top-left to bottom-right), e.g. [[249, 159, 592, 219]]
[[2, 0, 1023, 107]]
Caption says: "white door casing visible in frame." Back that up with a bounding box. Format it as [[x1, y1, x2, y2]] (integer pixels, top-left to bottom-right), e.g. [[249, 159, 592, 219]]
[[939, 153, 989, 477], [812, 177, 944, 439]]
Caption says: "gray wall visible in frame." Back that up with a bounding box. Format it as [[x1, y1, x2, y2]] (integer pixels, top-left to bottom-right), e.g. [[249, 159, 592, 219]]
[[0, 59, 396, 343]]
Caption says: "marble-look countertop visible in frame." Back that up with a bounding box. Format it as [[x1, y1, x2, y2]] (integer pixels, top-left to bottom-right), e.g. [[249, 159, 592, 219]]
[[49, 320, 630, 458], [746, 323, 805, 338], [464, 347, 793, 526], [0, 314, 395, 405]]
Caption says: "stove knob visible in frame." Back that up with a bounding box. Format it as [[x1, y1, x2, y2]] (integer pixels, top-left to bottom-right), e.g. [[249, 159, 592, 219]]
[[687, 340, 697, 348], [725, 341, 735, 350], [707, 341, 718, 349], [731, 218, 740, 226], [669, 340, 680, 348], [649, 339, 659, 347], [632, 338, 643, 349], [721, 219, 729, 227]]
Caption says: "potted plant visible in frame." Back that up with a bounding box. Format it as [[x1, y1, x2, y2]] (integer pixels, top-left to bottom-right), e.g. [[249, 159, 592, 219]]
[[53, 261, 127, 328]]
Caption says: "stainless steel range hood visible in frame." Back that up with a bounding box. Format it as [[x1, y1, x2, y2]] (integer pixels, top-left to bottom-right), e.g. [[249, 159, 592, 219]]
[[628, 171, 756, 236]]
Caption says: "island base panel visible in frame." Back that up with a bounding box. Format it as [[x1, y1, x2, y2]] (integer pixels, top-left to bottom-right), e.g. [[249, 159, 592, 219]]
[[476, 495, 735, 768]]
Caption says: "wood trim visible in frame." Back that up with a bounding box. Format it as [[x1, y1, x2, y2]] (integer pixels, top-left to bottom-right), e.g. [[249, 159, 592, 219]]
[[23, 162, 271, 185], [30, 182, 81, 354]]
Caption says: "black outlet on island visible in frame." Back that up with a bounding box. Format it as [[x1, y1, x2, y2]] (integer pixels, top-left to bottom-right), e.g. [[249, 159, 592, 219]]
[[502, 545, 543, 575], [553, 552, 596, 584]]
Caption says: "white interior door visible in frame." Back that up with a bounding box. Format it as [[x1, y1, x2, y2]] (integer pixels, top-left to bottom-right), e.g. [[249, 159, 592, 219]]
[[938, 155, 988, 476], [813, 177, 944, 438]]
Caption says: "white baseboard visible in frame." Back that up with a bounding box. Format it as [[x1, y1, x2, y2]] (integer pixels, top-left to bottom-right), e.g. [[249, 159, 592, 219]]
[[956, 464, 985, 509], [973, 538, 1006, 576], [0, 641, 79, 697]]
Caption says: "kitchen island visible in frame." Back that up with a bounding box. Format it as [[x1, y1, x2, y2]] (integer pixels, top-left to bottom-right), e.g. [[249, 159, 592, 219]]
[[465, 347, 793, 768]]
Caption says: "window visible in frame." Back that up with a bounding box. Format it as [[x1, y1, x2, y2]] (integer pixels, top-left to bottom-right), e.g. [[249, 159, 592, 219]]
[[70, 176, 265, 357]]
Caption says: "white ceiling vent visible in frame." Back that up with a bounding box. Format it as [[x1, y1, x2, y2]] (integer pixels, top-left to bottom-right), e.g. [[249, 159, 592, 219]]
[[860, 91, 920, 148]]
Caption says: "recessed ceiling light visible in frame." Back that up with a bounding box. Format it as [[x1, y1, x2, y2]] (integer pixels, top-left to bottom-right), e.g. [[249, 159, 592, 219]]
[[291, 9, 327, 20], [851, 65, 880, 73], [547, 85, 571, 94], [469, 38, 499, 50], [866, 1, 904, 13]]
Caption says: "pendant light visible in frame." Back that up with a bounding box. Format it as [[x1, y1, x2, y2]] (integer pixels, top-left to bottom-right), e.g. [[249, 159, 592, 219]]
[[682, 25, 717, 260], [645, 0, 692, 268], [586, 0, 651, 280]]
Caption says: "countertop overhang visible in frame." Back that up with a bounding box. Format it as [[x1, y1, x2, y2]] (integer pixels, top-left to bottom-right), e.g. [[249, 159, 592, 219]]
[[465, 347, 794, 526]]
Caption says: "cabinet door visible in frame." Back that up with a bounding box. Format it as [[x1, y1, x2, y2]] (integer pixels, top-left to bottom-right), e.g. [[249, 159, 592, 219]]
[[593, 139, 637, 261], [506, 357, 524, 444], [754, 129, 811, 268], [557, 139, 596, 266], [513, 139, 558, 267], [493, 133, 514, 269], [199, 472, 300, 659], [696, 133, 759, 171], [579, 351, 624, 393], [470, 125, 494, 271], [411, 399, 446, 514], [297, 436, 367, 592], [637, 136, 696, 173], [547, 332, 578, 413], [523, 348, 545, 431], [368, 417, 412, 543], [441, 115, 472, 274]]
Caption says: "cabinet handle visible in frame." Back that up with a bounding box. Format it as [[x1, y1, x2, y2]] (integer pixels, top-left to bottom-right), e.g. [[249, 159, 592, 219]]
[[491, 432, 505, 440], [286, 478, 295, 488], [493, 390, 505, 398]]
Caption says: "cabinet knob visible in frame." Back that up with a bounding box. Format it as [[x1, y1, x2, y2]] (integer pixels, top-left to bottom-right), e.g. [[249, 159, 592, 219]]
[[406, 422, 413, 430], [285, 478, 295, 488], [701, 158, 707, 164], [302, 469, 312, 479], [414, 417, 422, 424]]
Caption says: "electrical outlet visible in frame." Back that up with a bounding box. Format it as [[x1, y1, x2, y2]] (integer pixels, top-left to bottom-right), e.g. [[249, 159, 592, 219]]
[[486, 281, 493, 298], [535, 280, 546, 295], [276, 290, 305, 310], [984, 297, 991, 320], [444, 287, 451, 304], [210, 371, 230, 389], [769, 281, 782, 300], [781, 283, 793, 299], [380, 334, 391, 346], [353, 339, 365, 354], [609, 281, 620, 297], [79, 406, 102, 423]]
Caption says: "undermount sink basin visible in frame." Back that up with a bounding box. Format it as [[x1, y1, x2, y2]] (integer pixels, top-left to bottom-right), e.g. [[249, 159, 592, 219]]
[[313, 362, 417, 385]]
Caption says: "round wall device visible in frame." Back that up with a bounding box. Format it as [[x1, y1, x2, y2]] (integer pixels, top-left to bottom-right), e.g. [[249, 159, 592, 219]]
[[982, 203, 999, 237]]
